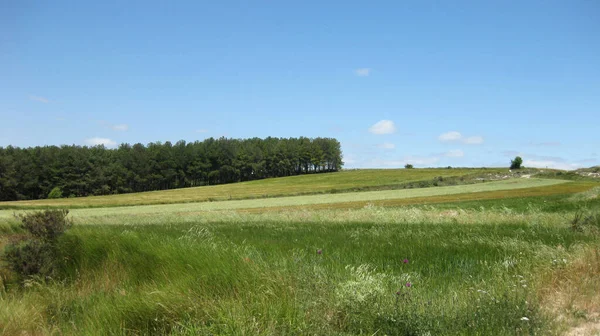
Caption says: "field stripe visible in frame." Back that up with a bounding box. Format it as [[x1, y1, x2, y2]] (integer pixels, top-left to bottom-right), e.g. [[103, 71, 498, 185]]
[[237, 181, 593, 213]]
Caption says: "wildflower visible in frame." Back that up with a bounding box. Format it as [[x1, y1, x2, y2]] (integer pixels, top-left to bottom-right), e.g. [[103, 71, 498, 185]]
[[406, 282, 412, 288], [317, 249, 322, 255], [396, 291, 401, 295], [403, 259, 409, 264]]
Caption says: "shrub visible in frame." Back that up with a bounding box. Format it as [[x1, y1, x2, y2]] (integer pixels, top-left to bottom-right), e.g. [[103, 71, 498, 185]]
[[47, 186, 63, 199], [570, 210, 600, 233], [404, 164, 414, 169], [510, 156, 523, 169], [3, 210, 73, 281], [17, 209, 72, 242]]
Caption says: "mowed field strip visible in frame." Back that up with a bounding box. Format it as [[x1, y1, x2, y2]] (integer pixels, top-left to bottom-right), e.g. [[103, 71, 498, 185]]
[[0, 178, 567, 221], [0, 168, 506, 208]]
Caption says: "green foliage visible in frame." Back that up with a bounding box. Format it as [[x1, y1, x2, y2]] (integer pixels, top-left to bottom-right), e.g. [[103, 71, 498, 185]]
[[510, 156, 523, 169], [404, 163, 414, 169], [47, 187, 63, 199], [3, 210, 73, 281]]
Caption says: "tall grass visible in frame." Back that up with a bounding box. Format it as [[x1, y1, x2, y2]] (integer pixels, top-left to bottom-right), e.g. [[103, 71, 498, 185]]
[[1, 207, 597, 335]]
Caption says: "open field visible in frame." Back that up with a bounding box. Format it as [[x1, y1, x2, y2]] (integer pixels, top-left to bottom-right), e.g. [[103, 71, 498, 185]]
[[0, 178, 567, 224], [1, 170, 599, 335], [0, 168, 508, 209]]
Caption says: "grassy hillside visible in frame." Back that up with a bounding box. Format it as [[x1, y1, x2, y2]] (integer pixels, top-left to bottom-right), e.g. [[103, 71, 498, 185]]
[[0, 168, 507, 209], [0, 178, 569, 224]]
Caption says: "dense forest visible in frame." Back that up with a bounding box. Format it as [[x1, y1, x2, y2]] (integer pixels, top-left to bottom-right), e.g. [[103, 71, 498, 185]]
[[0, 137, 343, 201]]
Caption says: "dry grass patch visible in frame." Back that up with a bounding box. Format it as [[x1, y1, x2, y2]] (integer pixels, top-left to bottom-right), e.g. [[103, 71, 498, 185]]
[[538, 245, 600, 335]]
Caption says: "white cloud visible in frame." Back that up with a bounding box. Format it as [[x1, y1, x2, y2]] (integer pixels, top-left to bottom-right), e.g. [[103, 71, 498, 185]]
[[438, 131, 462, 142], [438, 131, 484, 145], [524, 160, 583, 171], [369, 120, 396, 135], [463, 136, 484, 145], [29, 95, 49, 103], [445, 149, 464, 158], [85, 137, 117, 147], [111, 124, 129, 131], [377, 142, 396, 149], [196, 129, 208, 133], [355, 68, 371, 77]]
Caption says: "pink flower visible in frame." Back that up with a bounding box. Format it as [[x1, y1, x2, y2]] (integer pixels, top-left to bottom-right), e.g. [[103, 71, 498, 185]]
[[403, 259, 409, 264], [317, 249, 322, 255], [405, 282, 412, 287]]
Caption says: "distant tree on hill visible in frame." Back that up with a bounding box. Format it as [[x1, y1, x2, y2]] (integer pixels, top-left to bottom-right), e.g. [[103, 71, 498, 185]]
[[404, 164, 414, 169], [47, 187, 63, 199], [510, 156, 523, 169]]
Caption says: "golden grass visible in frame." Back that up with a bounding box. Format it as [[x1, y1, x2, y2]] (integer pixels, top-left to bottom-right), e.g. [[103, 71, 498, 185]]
[[538, 246, 600, 336]]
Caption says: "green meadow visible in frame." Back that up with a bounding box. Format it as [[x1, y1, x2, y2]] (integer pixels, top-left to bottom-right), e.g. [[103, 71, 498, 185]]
[[1, 169, 599, 335]]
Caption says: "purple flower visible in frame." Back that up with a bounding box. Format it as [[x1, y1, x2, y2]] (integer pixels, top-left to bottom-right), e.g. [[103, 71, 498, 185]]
[[317, 249, 322, 255], [403, 259, 409, 264], [405, 282, 412, 288]]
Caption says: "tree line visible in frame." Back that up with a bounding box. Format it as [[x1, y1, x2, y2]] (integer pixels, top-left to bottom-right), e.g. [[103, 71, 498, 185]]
[[0, 137, 343, 201]]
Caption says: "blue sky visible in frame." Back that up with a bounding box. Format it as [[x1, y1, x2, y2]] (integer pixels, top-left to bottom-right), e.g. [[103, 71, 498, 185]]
[[1, 1, 598, 170]]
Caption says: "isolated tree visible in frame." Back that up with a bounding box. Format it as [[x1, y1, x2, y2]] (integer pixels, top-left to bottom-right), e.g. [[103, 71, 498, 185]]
[[47, 187, 63, 199], [405, 164, 414, 169], [510, 156, 523, 169]]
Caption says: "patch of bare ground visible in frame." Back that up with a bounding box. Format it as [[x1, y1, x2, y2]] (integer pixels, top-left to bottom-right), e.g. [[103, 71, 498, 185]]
[[539, 246, 600, 335]]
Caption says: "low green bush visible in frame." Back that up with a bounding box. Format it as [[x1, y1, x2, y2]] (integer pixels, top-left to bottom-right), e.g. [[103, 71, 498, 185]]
[[3, 209, 73, 282]]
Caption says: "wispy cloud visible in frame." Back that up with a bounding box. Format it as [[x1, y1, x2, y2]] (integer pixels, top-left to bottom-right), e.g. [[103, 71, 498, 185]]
[[369, 120, 396, 135], [354, 68, 371, 77], [377, 142, 396, 149], [463, 136, 484, 145], [528, 141, 561, 147], [29, 95, 50, 103], [438, 131, 462, 142], [403, 155, 441, 166], [524, 160, 583, 171], [85, 137, 117, 147], [444, 149, 464, 158], [111, 124, 129, 131], [438, 131, 484, 145]]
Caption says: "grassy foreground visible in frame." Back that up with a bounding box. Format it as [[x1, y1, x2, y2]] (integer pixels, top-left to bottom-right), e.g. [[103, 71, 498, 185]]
[[1, 205, 599, 335], [0, 168, 508, 209]]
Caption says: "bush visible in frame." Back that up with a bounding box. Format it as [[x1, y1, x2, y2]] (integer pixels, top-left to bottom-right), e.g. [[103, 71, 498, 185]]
[[47, 186, 63, 199], [510, 156, 523, 169], [17, 209, 72, 242], [570, 210, 600, 233], [404, 164, 414, 169], [3, 210, 73, 281]]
